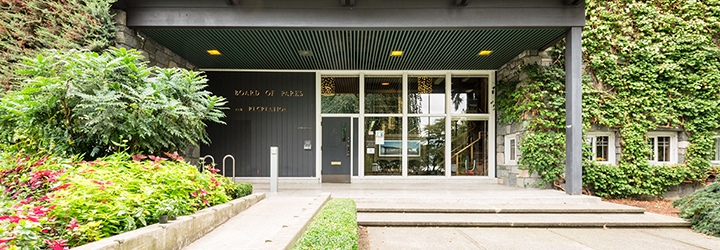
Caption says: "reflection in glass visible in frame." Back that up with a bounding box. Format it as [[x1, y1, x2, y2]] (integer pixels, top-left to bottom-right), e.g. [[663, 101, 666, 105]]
[[408, 76, 445, 114], [364, 117, 403, 175], [365, 76, 402, 114], [451, 77, 488, 114], [408, 117, 445, 175], [451, 119, 488, 176], [321, 76, 359, 113]]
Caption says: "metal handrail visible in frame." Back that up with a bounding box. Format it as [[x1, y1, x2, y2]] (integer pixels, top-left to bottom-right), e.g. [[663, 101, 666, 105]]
[[223, 154, 236, 183], [199, 155, 215, 173]]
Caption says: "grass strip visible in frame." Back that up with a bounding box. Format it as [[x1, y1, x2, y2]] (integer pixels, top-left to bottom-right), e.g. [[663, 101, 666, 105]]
[[293, 198, 358, 250]]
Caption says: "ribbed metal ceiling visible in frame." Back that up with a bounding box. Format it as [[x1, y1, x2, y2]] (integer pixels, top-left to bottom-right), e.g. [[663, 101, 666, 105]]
[[138, 29, 565, 70]]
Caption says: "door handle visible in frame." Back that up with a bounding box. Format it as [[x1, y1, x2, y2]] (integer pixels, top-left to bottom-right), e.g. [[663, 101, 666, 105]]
[[346, 144, 350, 157]]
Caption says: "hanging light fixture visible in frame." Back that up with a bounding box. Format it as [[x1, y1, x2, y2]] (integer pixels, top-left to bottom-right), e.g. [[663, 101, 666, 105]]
[[321, 77, 336, 96], [418, 77, 433, 94]]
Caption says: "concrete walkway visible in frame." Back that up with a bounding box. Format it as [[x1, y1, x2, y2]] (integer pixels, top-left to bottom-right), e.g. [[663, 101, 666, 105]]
[[182, 193, 330, 250], [365, 227, 720, 250], [181, 183, 717, 250]]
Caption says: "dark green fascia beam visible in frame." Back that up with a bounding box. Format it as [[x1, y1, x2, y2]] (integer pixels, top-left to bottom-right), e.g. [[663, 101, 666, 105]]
[[122, 0, 585, 29]]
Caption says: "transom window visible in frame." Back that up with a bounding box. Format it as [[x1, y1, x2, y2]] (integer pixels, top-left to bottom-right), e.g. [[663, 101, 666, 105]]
[[647, 132, 677, 164], [586, 132, 615, 164]]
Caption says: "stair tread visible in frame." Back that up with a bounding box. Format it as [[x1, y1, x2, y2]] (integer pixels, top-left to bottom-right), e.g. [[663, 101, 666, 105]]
[[357, 212, 690, 227], [357, 201, 645, 213]]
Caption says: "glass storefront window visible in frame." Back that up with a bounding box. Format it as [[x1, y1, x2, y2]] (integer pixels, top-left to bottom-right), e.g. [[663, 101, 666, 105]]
[[408, 76, 445, 114], [364, 117, 403, 175], [408, 116, 445, 175], [451, 77, 488, 114], [365, 76, 402, 114], [450, 118, 488, 176], [321, 76, 359, 113]]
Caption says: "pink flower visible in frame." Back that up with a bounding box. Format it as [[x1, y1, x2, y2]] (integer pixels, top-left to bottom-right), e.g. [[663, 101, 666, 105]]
[[148, 155, 168, 163], [45, 239, 68, 250], [67, 218, 79, 230], [164, 151, 185, 162], [50, 184, 71, 191], [131, 153, 148, 162], [207, 167, 220, 173], [0, 238, 14, 244]]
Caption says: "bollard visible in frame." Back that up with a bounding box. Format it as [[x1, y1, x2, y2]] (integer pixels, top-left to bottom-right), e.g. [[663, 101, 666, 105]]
[[270, 147, 278, 193]]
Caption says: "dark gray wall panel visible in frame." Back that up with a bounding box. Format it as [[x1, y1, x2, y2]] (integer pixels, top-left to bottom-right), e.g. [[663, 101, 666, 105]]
[[202, 72, 316, 177]]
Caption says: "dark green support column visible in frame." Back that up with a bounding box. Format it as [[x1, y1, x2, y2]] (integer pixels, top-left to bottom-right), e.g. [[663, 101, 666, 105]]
[[565, 27, 583, 195]]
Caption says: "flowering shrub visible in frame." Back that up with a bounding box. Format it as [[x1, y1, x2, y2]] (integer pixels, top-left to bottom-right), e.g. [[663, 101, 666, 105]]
[[0, 152, 251, 249]]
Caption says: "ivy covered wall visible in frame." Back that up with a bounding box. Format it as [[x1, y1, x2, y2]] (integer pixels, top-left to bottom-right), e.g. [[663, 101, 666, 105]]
[[496, 0, 720, 198], [0, 0, 117, 90]]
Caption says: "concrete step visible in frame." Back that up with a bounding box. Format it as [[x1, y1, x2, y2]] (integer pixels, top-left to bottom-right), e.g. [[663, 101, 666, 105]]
[[349, 195, 602, 205], [356, 212, 691, 228], [357, 202, 646, 214]]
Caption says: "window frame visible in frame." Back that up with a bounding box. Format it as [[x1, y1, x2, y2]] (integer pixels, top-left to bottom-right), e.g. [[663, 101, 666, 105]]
[[711, 135, 720, 164], [504, 134, 518, 165], [586, 132, 616, 164], [647, 131, 678, 164]]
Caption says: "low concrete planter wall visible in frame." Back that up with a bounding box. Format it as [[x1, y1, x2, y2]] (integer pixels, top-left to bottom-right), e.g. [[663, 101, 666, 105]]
[[72, 193, 266, 250]]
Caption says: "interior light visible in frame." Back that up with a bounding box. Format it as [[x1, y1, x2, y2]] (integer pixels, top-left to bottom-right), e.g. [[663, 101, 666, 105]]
[[391, 51, 403, 56], [299, 50, 313, 56], [478, 50, 492, 55], [381, 82, 390, 86], [207, 50, 221, 55]]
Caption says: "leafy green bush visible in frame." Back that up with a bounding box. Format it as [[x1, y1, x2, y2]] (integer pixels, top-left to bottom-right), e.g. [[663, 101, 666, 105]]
[[0, 0, 117, 90], [0, 152, 252, 249], [293, 198, 358, 250], [228, 182, 253, 199], [673, 182, 720, 237], [0, 48, 227, 158]]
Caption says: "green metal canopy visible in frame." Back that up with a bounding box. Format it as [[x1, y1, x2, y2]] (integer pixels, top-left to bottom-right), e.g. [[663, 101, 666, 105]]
[[138, 29, 565, 70]]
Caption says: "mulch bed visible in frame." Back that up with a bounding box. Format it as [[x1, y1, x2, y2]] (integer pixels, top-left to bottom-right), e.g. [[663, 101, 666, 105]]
[[603, 198, 680, 217]]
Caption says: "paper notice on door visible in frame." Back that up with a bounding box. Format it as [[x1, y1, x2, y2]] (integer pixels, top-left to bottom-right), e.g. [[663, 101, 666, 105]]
[[367, 148, 375, 154], [375, 130, 384, 145]]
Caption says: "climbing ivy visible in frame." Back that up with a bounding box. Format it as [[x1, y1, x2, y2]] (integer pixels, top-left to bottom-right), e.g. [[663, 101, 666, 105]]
[[0, 0, 117, 90], [497, 0, 720, 197]]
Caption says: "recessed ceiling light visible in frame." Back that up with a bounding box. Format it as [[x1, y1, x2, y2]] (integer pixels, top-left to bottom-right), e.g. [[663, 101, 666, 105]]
[[299, 50, 313, 56], [207, 50, 221, 55], [390, 51, 403, 56], [381, 82, 390, 86], [478, 50, 492, 56]]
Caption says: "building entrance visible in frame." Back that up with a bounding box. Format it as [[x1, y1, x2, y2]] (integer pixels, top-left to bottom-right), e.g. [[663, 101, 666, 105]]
[[321, 117, 356, 183]]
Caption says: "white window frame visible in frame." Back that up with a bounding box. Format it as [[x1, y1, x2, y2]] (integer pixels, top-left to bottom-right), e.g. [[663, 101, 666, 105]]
[[712, 135, 720, 164], [647, 131, 678, 165], [586, 132, 616, 164], [504, 134, 518, 165]]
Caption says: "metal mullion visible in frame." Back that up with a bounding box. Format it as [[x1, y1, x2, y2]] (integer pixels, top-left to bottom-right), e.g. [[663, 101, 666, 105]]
[[445, 71, 452, 177], [358, 72, 365, 177], [402, 72, 408, 177]]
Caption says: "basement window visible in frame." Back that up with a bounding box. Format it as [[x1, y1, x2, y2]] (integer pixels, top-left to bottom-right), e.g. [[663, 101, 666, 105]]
[[504, 134, 518, 165]]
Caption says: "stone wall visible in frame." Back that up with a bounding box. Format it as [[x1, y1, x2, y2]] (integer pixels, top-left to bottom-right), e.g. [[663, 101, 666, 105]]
[[495, 49, 697, 195], [112, 9, 201, 164], [495, 49, 553, 189]]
